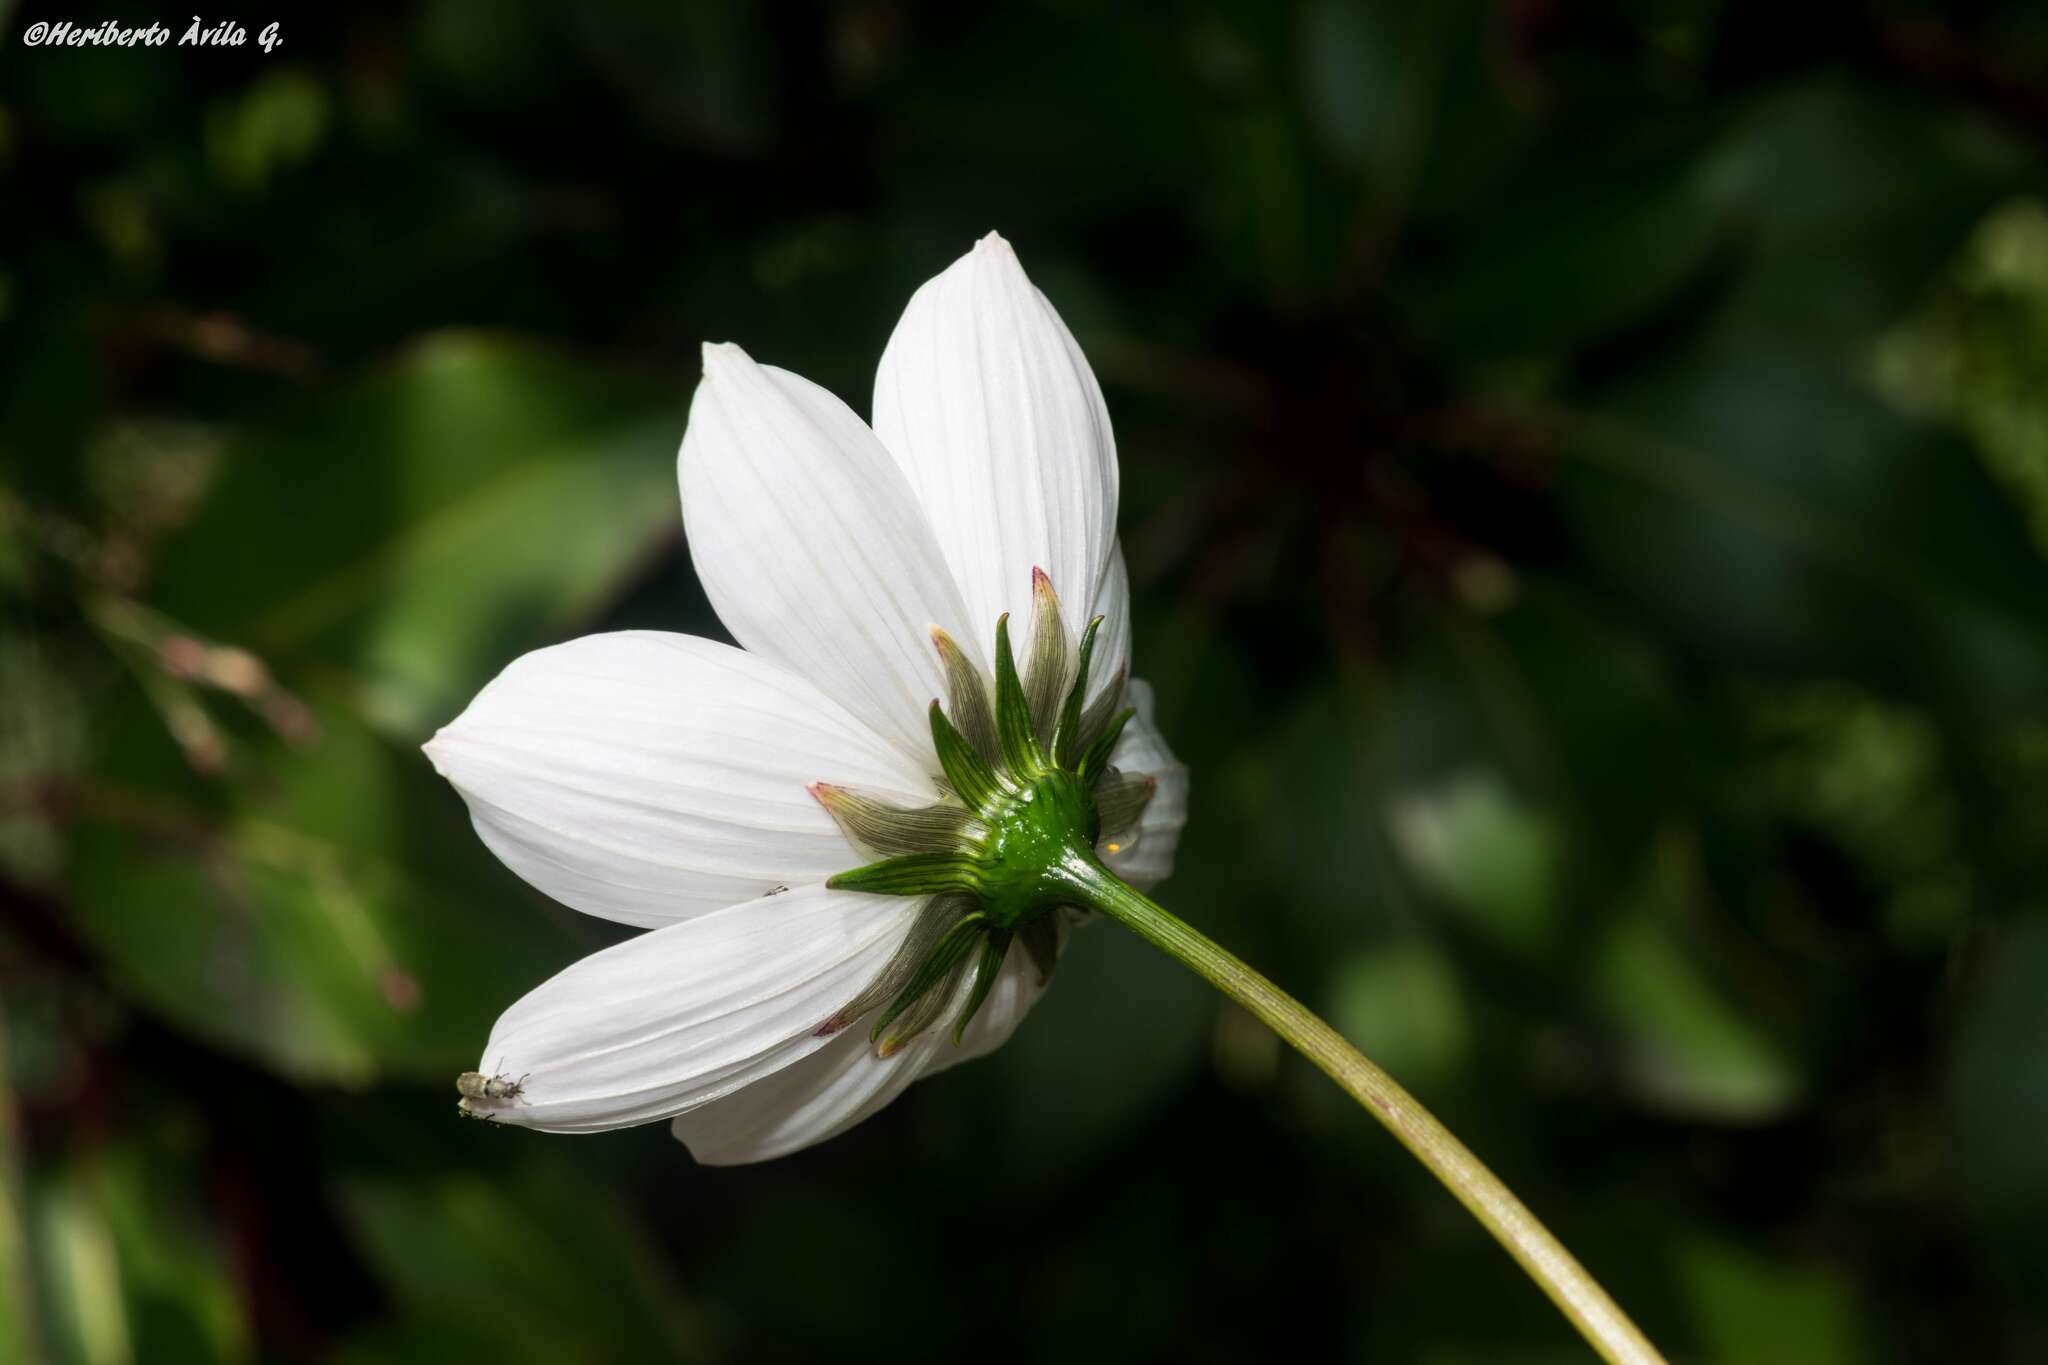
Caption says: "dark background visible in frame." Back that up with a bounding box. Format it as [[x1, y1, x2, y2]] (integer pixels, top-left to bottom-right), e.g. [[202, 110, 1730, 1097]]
[[5, 2, 2048, 1361]]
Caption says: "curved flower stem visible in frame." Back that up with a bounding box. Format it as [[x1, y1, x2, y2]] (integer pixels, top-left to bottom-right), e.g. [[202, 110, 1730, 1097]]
[[1055, 854, 1669, 1365]]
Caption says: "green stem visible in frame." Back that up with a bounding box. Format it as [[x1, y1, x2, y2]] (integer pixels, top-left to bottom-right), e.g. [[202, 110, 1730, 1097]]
[[1053, 853, 1669, 1365]]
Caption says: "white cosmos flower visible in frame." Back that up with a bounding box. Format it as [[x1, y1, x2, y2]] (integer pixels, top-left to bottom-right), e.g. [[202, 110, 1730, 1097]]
[[425, 233, 1188, 1164]]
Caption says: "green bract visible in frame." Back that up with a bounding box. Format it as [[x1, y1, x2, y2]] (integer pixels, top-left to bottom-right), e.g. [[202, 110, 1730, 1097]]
[[817, 571, 1153, 1056]]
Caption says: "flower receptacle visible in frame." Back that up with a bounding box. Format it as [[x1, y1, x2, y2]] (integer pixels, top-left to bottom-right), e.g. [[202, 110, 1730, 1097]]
[[818, 570, 1153, 1054], [973, 769, 1099, 930]]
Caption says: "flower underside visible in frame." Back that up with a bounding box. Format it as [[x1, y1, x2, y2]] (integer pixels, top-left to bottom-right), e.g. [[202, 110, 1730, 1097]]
[[812, 569, 1154, 1058]]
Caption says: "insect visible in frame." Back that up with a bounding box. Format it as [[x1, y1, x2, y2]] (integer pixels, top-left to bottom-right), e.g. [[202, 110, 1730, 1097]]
[[455, 1071, 527, 1102], [765, 884, 790, 896], [454, 1102, 498, 1123]]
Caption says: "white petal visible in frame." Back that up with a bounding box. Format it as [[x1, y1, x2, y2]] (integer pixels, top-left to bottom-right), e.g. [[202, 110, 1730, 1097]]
[[1099, 678, 1187, 891], [679, 343, 977, 760], [1090, 541, 1132, 698], [670, 937, 1049, 1163], [931, 936, 1051, 1071], [468, 883, 920, 1133], [425, 632, 930, 929], [873, 233, 1118, 654], [668, 1024, 942, 1165]]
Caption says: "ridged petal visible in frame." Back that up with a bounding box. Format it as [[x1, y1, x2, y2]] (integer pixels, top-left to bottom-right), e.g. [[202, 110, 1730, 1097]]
[[930, 936, 1051, 1071], [873, 233, 1118, 664], [1090, 541, 1132, 694], [467, 884, 920, 1133], [1098, 678, 1187, 892], [670, 936, 1049, 1163], [668, 1025, 942, 1164], [680, 342, 977, 759], [425, 631, 931, 928]]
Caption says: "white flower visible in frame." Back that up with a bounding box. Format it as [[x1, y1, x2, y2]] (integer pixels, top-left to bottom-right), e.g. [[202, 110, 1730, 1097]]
[[425, 234, 1187, 1164]]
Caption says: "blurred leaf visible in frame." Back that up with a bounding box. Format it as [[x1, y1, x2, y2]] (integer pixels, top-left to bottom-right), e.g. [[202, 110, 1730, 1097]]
[[1291, 0, 1525, 307], [991, 919, 1209, 1177], [5, 42, 181, 146], [1745, 682, 1968, 949], [74, 1139, 250, 1365], [0, 1016, 38, 1365], [686, 1178, 921, 1355], [334, 1152, 718, 1361], [1300, 0, 1477, 193], [1563, 339, 2048, 717], [1208, 103, 1322, 309], [1672, 1232, 1871, 1365], [877, 9, 1206, 229], [562, 0, 773, 153], [0, 630, 94, 886], [67, 700, 567, 1085], [1712, 82, 2026, 350], [1327, 938, 1472, 1090], [1593, 831, 1800, 1123], [1258, 684, 1416, 941], [1948, 915, 2048, 1287], [328, 1318, 523, 1365], [1405, 142, 1727, 359], [1386, 588, 1691, 955], [1446, 592, 1690, 873], [27, 1131, 251, 1365], [1873, 196, 2048, 553], [30, 1176, 128, 1365], [204, 68, 331, 194], [417, 0, 567, 114], [148, 334, 684, 739], [1390, 770, 1565, 957]]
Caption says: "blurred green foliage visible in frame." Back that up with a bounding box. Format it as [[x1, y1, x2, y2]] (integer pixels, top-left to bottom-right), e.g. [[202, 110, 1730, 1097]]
[[5, 1, 2048, 1361]]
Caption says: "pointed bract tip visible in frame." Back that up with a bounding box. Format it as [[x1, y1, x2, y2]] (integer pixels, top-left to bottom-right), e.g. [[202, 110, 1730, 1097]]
[[1031, 565, 1053, 592], [975, 230, 1013, 255]]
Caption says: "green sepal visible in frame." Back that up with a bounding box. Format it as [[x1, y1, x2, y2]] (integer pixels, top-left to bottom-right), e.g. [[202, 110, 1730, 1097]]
[[929, 700, 1003, 812], [828, 852, 982, 897], [952, 930, 1014, 1044], [817, 894, 973, 1035], [932, 627, 1000, 765], [1077, 706, 1136, 786], [872, 911, 987, 1051], [821, 577, 1170, 1058], [991, 614, 1044, 775], [1023, 568, 1070, 744], [1019, 914, 1061, 986], [1092, 770, 1156, 840], [1050, 614, 1103, 768], [877, 954, 973, 1055], [812, 784, 974, 856], [1077, 661, 1127, 756]]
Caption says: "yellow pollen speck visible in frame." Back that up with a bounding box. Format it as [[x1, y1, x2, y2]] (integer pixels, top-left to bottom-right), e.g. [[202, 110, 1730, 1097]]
[[1104, 842, 1123, 853]]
